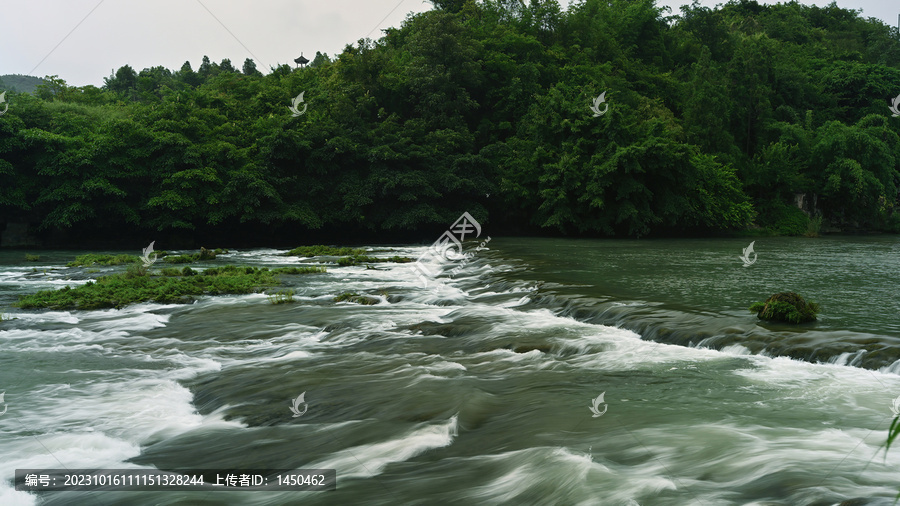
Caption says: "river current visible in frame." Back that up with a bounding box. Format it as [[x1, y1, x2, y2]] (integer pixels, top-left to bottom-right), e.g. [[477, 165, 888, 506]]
[[1, 236, 900, 505]]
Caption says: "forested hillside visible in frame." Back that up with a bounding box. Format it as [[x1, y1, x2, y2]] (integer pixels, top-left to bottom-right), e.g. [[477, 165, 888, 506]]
[[0, 74, 44, 94], [1, 0, 899, 247]]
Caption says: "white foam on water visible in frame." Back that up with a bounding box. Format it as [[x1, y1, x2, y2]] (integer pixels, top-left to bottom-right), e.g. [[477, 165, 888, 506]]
[[459, 446, 674, 505], [0, 370, 243, 502], [609, 422, 900, 504], [229, 248, 312, 264], [184, 293, 263, 308], [308, 418, 456, 480], [427, 360, 467, 373], [720, 344, 753, 355], [257, 350, 313, 363], [880, 359, 900, 375], [0, 430, 141, 506], [0, 310, 80, 325], [0, 304, 237, 502], [78, 310, 169, 332], [0, 487, 39, 506], [405, 359, 470, 383], [828, 349, 868, 367], [467, 347, 551, 366], [735, 353, 900, 388], [0, 327, 119, 351]]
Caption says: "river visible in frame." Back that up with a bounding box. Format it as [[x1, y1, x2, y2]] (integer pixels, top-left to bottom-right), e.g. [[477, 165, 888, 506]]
[[1, 236, 899, 505]]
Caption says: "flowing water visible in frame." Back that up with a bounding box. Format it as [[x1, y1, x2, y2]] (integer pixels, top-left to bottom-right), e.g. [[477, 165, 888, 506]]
[[1, 236, 900, 505]]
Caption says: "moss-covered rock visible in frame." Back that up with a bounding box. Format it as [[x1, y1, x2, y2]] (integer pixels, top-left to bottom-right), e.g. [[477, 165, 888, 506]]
[[334, 292, 380, 305], [749, 292, 820, 323]]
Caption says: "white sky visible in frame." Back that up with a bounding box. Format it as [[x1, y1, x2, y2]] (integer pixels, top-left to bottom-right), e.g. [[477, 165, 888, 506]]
[[0, 0, 897, 87]]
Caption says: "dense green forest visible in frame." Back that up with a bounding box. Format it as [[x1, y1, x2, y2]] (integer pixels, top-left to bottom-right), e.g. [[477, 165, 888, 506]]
[[1, 0, 900, 247]]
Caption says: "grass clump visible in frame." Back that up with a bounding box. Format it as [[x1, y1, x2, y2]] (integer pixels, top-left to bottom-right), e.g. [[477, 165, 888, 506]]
[[67, 254, 138, 267], [16, 265, 280, 310], [337, 255, 413, 266], [25, 254, 41, 262], [333, 292, 380, 305], [749, 292, 820, 324], [124, 263, 149, 278], [286, 245, 365, 257], [267, 289, 295, 304], [805, 215, 823, 238]]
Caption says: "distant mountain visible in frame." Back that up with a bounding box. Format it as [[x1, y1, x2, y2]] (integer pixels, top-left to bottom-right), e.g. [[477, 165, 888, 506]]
[[0, 74, 44, 94]]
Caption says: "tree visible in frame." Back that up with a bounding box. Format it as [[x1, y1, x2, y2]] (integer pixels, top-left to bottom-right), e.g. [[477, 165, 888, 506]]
[[198, 55, 219, 81], [103, 65, 138, 96], [242, 58, 262, 76], [219, 58, 237, 73], [178, 61, 202, 87], [428, 0, 468, 13], [33, 75, 73, 101], [310, 52, 331, 68]]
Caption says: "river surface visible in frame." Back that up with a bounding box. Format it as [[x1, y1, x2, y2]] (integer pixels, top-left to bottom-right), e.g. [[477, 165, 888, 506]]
[[1, 236, 900, 505]]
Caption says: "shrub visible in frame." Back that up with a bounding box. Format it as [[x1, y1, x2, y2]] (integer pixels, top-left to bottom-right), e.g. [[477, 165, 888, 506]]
[[749, 292, 820, 323], [25, 254, 41, 262], [805, 215, 823, 238], [757, 201, 808, 236], [163, 248, 224, 264], [164, 255, 194, 264], [267, 289, 295, 304], [124, 263, 148, 278], [67, 254, 138, 267]]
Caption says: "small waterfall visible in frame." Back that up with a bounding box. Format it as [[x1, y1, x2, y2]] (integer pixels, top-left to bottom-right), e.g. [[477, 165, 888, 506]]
[[828, 349, 867, 367]]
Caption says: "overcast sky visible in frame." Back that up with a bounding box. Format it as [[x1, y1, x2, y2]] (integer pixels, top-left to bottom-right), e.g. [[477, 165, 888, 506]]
[[1, 0, 897, 88]]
